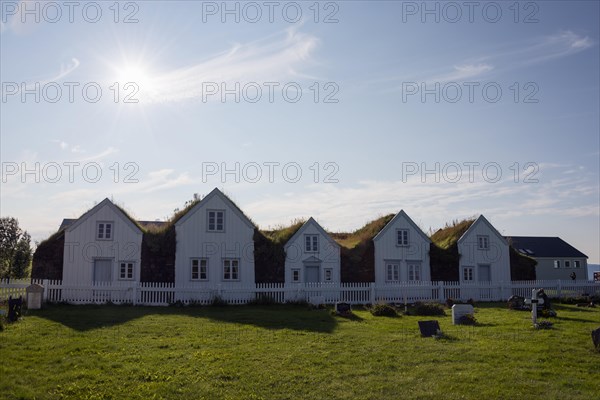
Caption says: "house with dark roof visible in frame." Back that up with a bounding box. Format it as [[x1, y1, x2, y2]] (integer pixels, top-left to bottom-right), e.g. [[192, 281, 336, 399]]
[[507, 236, 588, 281]]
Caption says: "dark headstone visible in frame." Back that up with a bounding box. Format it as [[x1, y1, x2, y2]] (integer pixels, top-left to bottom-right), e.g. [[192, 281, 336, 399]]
[[592, 327, 600, 351], [418, 320, 441, 337], [7, 296, 23, 322], [507, 295, 526, 310]]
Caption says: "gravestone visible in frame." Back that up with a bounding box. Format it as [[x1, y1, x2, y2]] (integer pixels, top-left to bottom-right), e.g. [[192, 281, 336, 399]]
[[418, 320, 441, 337], [507, 295, 526, 310], [26, 283, 44, 310], [452, 304, 474, 325], [592, 327, 600, 351], [335, 302, 351, 315]]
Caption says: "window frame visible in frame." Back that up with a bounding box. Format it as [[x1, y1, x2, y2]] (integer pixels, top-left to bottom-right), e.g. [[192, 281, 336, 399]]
[[305, 234, 319, 252], [292, 269, 300, 282], [386, 263, 400, 282], [119, 261, 134, 280], [396, 229, 409, 246], [190, 258, 208, 281], [408, 263, 421, 282], [564, 260, 571, 268], [463, 266, 474, 282], [554, 260, 561, 269], [477, 235, 489, 250], [573, 260, 581, 269], [324, 268, 333, 282], [207, 210, 225, 232], [97, 221, 114, 241], [222, 258, 240, 281]]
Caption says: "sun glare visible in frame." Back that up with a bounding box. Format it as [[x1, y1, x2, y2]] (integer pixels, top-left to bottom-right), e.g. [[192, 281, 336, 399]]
[[113, 63, 159, 103]]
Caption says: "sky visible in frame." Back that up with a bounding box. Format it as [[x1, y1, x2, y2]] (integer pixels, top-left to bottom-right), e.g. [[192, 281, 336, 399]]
[[1, 0, 599, 263]]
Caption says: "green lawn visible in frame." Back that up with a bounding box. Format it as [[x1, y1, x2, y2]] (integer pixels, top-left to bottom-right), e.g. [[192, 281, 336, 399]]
[[1, 303, 598, 399]]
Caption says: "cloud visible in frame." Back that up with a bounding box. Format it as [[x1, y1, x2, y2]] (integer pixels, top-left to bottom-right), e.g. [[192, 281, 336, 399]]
[[128, 27, 319, 103], [386, 30, 594, 88]]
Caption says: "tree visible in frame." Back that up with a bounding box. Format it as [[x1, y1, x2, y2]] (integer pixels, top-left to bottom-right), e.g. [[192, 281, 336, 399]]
[[0, 217, 32, 279]]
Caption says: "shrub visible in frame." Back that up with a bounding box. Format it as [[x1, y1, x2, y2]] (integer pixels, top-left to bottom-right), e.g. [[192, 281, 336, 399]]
[[445, 298, 455, 309], [369, 303, 397, 317], [285, 299, 309, 307], [413, 302, 445, 316]]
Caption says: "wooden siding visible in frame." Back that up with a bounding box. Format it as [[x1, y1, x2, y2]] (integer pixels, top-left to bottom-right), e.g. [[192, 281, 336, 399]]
[[457, 217, 510, 283], [284, 219, 341, 284], [374, 212, 431, 285], [174, 192, 255, 290], [62, 201, 143, 285]]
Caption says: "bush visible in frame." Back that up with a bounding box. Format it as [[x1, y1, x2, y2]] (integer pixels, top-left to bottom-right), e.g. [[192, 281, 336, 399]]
[[369, 303, 397, 317], [413, 302, 445, 316]]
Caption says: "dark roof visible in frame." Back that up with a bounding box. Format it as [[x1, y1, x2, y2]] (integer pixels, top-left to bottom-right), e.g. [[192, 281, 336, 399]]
[[59, 218, 167, 231], [506, 236, 588, 258]]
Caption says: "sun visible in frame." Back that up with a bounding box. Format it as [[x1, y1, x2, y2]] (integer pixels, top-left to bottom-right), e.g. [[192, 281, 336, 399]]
[[112, 63, 160, 103]]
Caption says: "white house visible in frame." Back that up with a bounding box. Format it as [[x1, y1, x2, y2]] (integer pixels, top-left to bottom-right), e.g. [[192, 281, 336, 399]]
[[284, 217, 340, 284], [457, 215, 510, 284], [62, 198, 143, 286], [174, 188, 256, 299], [373, 210, 431, 285]]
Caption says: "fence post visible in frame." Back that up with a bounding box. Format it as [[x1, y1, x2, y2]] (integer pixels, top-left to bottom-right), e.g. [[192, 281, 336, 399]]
[[557, 280, 562, 299], [42, 279, 49, 303], [370, 282, 375, 305], [438, 281, 445, 303], [132, 282, 138, 306]]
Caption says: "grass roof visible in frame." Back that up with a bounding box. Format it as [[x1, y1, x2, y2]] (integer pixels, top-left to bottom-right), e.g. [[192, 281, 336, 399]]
[[430, 218, 476, 249]]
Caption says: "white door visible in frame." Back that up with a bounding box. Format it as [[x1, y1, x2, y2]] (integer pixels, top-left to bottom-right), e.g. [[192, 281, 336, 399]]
[[305, 265, 320, 283], [478, 264, 491, 282], [93, 259, 113, 282]]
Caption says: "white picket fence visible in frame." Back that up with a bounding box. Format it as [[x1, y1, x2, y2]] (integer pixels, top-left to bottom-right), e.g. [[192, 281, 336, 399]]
[[0, 278, 598, 306]]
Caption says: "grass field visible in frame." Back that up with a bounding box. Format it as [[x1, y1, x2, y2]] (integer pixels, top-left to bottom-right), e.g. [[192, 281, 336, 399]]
[[1, 303, 598, 399]]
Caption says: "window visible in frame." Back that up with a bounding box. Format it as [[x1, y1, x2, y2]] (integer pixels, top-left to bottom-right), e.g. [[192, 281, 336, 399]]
[[207, 210, 224, 232], [119, 262, 134, 280], [574, 260, 581, 268], [97, 222, 113, 240], [386, 263, 400, 282], [223, 259, 239, 281], [397, 229, 409, 246], [477, 235, 489, 250], [324, 269, 332, 281], [564, 260, 571, 268], [408, 264, 421, 281], [305, 235, 319, 252], [292, 269, 300, 282], [463, 266, 474, 282], [554, 260, 561, 269], [191, 259, 208, 281]]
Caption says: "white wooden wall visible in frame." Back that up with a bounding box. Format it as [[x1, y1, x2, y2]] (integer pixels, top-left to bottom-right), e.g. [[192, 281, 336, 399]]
[[62, 203, 142, 286], [458, 220, 510, 283], [174, 194, 255, 294], [374, 213, 431, 285], [284, 220, 341, 284]]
